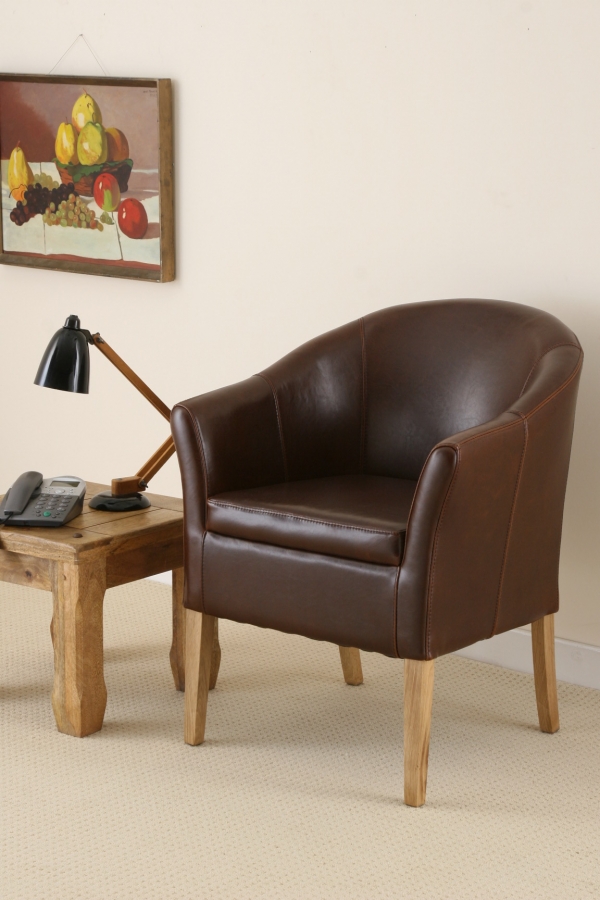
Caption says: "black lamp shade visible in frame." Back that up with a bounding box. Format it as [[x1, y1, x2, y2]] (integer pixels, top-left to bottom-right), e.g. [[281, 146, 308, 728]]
[[34, 315, 90, 394]]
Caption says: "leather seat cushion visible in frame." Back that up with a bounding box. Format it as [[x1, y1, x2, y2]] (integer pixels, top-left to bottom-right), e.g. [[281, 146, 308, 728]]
[[206, 474, 418, 565]]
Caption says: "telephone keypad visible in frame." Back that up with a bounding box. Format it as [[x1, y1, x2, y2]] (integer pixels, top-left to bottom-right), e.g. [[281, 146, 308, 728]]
[[34, 492, 76, 521]]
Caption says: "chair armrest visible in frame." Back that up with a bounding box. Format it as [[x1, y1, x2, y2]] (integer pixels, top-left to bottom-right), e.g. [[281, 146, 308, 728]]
[[172, 375, 286, 502], [397, 411, 524, 658], [171, 376, 286, 610], [397, 343, 582, 660]]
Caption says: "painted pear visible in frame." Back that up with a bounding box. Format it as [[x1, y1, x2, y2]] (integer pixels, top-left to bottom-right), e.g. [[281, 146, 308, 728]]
[[71, 92, 102, 133], [55, 121, 79, 165], [8, 143, 34, 202], [77, 122, 107, 166]]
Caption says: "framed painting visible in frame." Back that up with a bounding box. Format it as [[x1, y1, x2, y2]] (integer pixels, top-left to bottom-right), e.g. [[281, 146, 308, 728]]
[[0, 74, 174, 282]]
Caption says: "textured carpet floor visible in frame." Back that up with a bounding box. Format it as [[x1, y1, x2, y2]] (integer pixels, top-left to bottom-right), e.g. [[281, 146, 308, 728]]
[[1, 580, 599, 899]]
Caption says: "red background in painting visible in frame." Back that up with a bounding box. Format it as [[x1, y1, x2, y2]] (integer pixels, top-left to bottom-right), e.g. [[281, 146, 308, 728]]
[[0, 80, 159, 171]]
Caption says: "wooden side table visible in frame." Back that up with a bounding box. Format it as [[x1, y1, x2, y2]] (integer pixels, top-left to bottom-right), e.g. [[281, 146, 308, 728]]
[[0, 481, 220, 737]]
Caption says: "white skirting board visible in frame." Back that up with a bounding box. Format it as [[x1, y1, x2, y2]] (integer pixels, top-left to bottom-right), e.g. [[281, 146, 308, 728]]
[[455, 628, 600, 691], [149, 574, 600, 691], [151, 572, 173, 586]]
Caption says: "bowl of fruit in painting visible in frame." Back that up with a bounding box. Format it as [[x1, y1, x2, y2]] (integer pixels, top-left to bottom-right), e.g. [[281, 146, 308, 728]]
[[6, 90, 149, 241], [53, 92, 133, 197]]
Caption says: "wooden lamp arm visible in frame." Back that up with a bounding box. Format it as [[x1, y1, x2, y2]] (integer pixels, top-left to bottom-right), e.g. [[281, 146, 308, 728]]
[[90, 334, 174, 496], [111, 437, 176, 496], [91, 334, 171, 422]]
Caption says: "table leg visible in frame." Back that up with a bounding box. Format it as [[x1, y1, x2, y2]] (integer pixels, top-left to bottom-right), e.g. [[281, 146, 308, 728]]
[[170, 566, 222, 691], [51, 558, 107, 737], [170, 567, 186, 691]]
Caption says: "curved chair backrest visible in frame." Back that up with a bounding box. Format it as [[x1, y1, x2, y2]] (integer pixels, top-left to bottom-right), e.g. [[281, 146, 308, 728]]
[[261, 299, 580, 482]]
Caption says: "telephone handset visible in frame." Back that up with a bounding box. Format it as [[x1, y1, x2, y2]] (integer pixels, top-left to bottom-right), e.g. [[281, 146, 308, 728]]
[[0, 472, 86, 527]]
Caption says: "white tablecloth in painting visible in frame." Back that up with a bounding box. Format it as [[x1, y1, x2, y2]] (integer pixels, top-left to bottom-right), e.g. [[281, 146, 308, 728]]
[[1, 160, 160, 268]]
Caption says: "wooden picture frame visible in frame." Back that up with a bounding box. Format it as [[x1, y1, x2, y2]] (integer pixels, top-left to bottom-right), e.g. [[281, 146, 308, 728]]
[[0, 74, 174, 282]]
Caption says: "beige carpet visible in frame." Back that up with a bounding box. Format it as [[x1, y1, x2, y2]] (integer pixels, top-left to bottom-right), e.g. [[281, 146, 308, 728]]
[[1, 580, 599, 900]]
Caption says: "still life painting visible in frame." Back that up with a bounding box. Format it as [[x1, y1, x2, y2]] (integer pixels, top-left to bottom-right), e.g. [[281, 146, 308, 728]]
[[0, 74, 174, 281]]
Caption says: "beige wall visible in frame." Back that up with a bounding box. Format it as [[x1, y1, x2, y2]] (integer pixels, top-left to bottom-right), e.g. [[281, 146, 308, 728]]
[[1, 2, 599, 646]]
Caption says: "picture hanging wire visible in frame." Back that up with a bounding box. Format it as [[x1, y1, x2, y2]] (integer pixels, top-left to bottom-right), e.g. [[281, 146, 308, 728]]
[[48, 34, 111, 77]]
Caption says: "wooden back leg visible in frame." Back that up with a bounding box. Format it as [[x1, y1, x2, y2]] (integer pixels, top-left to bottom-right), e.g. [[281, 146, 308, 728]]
[[532, 614, 559, 733], [339, 646, 363, 685], [404, 658, 435, 807]]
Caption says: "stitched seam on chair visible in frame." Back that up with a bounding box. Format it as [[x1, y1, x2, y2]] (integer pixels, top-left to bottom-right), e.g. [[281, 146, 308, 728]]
[[491, 414, 528, 637], [439, 352, 580, 450], [425, 416, 523, 657], [175, 404, 210, 514], [423, 354, 582, 658], [208, 500, 401, 537], [511, 353, 583, 421], [435, 414, 521, 452], [256, 372, 289, 482], [392, 564, 401, 658], [359, 317, 367, 473], [200, 530, 207, 613], [425, 447, 459, 659], [518, 342, 581, 399], [399, 441, 451, 569]]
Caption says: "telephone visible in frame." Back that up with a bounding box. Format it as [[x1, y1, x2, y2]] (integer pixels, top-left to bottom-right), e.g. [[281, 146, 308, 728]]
[[0, 472, 86, 527]]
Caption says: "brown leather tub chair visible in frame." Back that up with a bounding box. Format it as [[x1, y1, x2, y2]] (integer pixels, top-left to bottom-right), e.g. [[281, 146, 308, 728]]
[[171, 299, 582, 806]]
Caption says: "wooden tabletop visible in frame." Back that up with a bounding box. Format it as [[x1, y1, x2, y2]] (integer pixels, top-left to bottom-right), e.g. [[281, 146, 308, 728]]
[[0, 481, 184, 587]]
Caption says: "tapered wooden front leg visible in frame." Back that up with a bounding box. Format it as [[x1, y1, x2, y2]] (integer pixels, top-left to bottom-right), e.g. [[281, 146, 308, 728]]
[[184, 609, 216, 745], [404, 659, 435, 807], [532, 614, 560, 733], [170, 568, 221, 692], [51, 559, 107, 737], [339, 647, 363, 685]]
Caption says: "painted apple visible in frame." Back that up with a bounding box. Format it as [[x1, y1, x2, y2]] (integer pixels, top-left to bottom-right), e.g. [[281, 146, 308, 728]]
[[93, 173, 121, 212], [105, 128, 130, 162], [118, 198, 148, 239]]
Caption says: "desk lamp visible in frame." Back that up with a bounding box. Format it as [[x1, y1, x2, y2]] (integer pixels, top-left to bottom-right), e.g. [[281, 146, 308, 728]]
[[34, 314, 175, 511]]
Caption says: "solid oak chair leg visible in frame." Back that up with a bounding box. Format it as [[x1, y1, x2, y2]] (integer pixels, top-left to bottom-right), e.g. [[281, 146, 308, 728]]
[[170, 568, 222, 692], [531, 614, 560, 734], [339, 646, 363, 685], [184, 609, 216, 745], [209, 619, 222, 690], [404, 658, 435, 807]]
